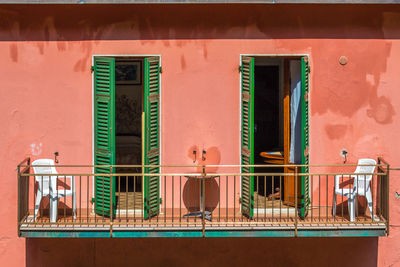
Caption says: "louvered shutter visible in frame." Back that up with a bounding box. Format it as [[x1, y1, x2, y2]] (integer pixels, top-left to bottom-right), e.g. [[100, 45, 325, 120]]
[[144, 57, 161, 219], [94, 57, 116, 217], [241, 57, 255, 218], [300, 57, 310, 218]]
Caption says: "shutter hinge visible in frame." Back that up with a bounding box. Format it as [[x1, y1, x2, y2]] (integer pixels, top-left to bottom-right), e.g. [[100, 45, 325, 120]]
[[91, 66, 95, 73], [304, 146, 309, 157], [239, 197, 242, 204], [159, 198, 162, 204], [159, 66, 162, 73], [91, 197, 95, 204], [239, 65, 243, 73]]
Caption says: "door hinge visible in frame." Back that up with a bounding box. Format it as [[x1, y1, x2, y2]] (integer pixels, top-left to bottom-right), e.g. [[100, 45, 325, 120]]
[[91, 197, 95, 204], [159, 198, 162, 204], [91, 66, 95, 73], [239, 197, 242, 204], [239, 65, 243, 73]]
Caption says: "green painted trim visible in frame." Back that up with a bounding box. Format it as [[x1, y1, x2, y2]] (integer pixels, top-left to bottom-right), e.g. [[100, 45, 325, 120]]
[[143, 57, 161, 219], [93, 56, 116, 218], [240, 56, 255, 219], [21, 231, 111, 238], [296, 229, 386, 237], [300, 56, 310, 218], [20, 229, 386, 238], [113, 231, 203, 238]]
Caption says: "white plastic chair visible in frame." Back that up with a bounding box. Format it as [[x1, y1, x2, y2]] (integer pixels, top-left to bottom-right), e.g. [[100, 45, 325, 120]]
[[333, 158, 376, 222], [32, 159, 76, 222]]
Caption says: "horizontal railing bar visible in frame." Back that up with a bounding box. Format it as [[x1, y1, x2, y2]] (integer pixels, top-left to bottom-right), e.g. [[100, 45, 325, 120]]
[[20, 172, 387, 177], [18, 164, 387, 168], [17, 157, 31, 167]]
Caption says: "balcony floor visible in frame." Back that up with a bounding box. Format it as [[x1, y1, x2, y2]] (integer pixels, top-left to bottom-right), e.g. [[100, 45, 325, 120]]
[[19, 206, 387, 238]]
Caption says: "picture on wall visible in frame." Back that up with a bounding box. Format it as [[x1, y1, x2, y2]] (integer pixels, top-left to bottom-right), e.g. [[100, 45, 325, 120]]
[[115, 61, 142, 85]]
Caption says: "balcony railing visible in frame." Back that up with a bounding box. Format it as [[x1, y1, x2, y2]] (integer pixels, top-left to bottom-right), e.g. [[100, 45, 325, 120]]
[[17, 158, 389, 237]]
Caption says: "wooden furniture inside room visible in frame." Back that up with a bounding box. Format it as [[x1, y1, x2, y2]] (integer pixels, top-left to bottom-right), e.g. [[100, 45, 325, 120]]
[[259, 59, 301, 206]]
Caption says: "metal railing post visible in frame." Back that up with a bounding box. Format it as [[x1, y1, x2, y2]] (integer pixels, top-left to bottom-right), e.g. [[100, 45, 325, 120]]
[[17, 164, 21, 237], [386, 163, 390, 236], [295, 166, 298, 237], [202, 165, 206, 237], [110, 166, 113, 238]]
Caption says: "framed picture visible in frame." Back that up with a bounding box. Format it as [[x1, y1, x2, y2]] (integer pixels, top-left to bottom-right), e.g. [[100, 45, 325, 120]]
[[115, 61, 141, 85]]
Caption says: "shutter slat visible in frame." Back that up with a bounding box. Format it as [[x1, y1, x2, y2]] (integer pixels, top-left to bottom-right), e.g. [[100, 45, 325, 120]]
[[144, 57, 161, 219], [94, 57, 116, 218], [241, 56, 255, 219], [300, 57, 310, 218]]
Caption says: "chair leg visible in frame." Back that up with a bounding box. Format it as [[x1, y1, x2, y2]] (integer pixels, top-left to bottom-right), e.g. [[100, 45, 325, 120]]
[[332, 193, 337, 217], [34, 192, 42, 221], [365, 190, 374, 220], [73, 194, 77, 219], [50, 196, 58, 223], [348, 196, 355, 222]]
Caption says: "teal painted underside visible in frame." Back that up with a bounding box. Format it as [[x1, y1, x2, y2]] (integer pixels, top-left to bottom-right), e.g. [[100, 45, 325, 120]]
[[21, 229, 386, 238]]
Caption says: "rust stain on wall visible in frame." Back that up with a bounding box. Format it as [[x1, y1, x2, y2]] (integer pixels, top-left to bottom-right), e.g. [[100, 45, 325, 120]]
[[9, 43, 17, 62], [325, 124, 348, 140], [180, 54, 186, 70], [367, 96, 395, 124]]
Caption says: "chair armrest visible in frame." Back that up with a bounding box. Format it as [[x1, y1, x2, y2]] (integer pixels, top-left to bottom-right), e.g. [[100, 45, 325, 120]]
[[58, 176, 75, 193], [334, 175, 352, 190]]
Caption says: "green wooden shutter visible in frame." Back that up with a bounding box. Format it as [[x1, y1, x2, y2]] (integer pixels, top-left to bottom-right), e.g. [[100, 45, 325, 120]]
[[241, 56, 255, 218], [144, 57, 161, 219], [300, 57, 310, 218], [94, 57, 116, 217]]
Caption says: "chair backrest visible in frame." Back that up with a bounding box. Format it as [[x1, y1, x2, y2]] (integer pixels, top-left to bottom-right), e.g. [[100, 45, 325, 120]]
[[32, 159, 58, 192], [354, 158, 376, 191]]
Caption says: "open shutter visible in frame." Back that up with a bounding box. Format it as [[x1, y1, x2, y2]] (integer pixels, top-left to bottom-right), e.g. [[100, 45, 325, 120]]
[[94, 57, 116, 217], [241, 56, 255, 218], [300, 57, 310, 218], [144, 57, 161, 219]]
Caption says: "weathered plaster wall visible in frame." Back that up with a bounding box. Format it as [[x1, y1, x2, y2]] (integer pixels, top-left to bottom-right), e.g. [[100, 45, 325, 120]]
[[0, 4, 400, 266]]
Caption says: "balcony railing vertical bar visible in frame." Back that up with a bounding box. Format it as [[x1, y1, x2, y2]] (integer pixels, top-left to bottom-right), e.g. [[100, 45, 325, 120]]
[[17, 157, 30, 236], [326, 175, 328, 222], [17, 162, 389, 236], [311, 174, 314, 222], [294, 166, 298, 237], [378, 157, 390, 235], [319, 175, 321, 222]]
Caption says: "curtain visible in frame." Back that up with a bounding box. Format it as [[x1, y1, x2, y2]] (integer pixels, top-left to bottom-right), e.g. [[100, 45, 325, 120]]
[[289, 60, 302, 164]]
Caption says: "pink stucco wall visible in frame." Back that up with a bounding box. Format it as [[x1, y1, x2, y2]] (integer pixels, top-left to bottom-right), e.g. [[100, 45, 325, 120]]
[[1, 4, 400, 266]]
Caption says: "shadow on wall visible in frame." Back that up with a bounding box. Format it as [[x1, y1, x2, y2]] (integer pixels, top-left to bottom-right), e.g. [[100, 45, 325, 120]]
[[1, 5, 400, 41], [26, 237, 378, 267]]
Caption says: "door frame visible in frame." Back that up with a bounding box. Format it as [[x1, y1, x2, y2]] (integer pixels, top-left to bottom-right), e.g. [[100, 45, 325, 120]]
[[238, 53, 310, 214], [91, 54, 162, 214]]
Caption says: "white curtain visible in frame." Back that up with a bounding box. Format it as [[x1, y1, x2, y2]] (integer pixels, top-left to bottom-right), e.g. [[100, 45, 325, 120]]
[[289, 60, 302, 164]]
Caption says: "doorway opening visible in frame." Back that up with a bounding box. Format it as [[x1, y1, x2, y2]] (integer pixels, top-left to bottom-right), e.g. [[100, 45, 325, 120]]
[[94, 55, 161, 218], [243, 56, 305, 213], [115, 57, 144, 211]]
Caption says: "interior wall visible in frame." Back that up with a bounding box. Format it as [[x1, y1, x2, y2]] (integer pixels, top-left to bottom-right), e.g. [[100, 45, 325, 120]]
[[0, 4, 399, 267]]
